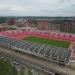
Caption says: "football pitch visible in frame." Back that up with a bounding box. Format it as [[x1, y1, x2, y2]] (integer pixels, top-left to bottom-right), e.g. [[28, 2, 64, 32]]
[[24, 36, 70, 48]]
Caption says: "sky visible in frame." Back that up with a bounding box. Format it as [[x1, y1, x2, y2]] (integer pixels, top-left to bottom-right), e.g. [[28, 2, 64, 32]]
[[0, 0, 75, 16]]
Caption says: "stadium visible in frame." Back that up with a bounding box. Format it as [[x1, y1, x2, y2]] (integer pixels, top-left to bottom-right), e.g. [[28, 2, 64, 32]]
[[0, 29, 74, 65]]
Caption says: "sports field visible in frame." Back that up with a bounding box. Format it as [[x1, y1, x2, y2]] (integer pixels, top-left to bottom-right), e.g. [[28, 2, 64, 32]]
[[24, 36, 70, 48]]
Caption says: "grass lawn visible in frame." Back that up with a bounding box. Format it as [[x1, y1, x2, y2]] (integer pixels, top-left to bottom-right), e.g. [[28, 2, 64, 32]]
[[24, 36, 70, 48], [0, 58, 18, 75]]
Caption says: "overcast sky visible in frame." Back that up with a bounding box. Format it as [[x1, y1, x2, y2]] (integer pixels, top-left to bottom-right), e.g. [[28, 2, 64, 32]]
[[0, 0, 75, 16]]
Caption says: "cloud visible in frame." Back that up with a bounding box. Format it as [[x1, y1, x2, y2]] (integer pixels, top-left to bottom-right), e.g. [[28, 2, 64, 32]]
[[0, 0, 75, 16]]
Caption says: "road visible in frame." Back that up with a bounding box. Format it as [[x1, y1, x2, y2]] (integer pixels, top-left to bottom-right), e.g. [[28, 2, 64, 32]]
[[0, 46, 75, 75], [0, 47, 55, 75]]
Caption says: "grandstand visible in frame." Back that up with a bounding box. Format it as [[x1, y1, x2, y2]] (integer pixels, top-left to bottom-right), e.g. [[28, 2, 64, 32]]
[[0, 30, 74, 64], [0, 30, 75, 42], [0, 36, 71, 64]]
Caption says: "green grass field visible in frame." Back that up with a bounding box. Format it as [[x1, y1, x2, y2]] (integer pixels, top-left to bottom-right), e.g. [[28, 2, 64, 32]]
[[24, 36, 70, 48]]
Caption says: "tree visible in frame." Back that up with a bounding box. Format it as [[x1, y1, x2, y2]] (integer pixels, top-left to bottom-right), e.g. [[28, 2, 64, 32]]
[[0, 59, 18, 75]]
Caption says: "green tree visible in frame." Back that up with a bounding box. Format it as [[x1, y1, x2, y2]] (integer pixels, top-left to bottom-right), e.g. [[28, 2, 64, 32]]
[[20, 66, 25, 75], [0, 59, 18, 75], [28, 69, 33, 75]]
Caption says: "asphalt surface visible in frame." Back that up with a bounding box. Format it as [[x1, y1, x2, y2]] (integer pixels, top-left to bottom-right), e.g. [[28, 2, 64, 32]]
[[0, 47, 55, 75]]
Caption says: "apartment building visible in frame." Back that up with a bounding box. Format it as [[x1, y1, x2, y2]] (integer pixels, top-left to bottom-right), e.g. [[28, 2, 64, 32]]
[[6, 18, 75, 33]]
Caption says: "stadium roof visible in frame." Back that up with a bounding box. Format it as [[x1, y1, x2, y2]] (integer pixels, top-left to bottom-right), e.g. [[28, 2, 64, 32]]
[[0, 36, 71, 64]]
